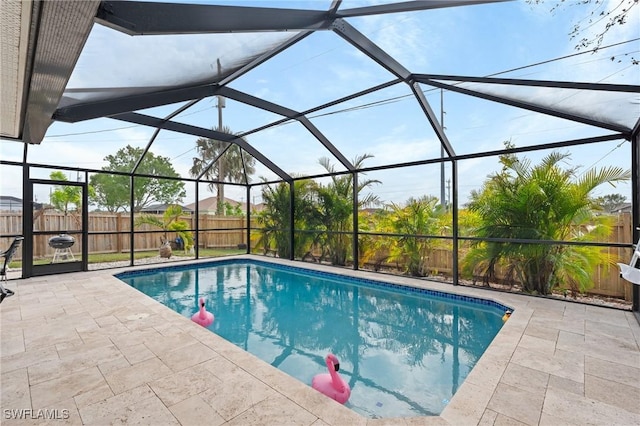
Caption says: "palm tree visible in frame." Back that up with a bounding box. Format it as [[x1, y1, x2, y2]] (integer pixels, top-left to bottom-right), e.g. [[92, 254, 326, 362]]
[[388, 196, 446, 277], [360, 196, 447, 277], [190, 126, 256, 215], [315, 154, 380, 266], [255, 179, 318, 259], [464, 148, 630, 295], [134, 204, 194, 256]]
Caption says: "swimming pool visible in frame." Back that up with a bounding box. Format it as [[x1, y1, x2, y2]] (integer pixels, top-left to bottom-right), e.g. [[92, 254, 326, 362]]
[[117, 259, 510, 419]]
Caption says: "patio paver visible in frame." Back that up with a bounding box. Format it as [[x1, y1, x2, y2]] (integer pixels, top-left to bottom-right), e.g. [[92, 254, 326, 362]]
[[1, 255, 639, 425]]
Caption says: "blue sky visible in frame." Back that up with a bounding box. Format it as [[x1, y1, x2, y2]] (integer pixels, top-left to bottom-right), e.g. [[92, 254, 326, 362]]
[[1, 0, 638, 208]]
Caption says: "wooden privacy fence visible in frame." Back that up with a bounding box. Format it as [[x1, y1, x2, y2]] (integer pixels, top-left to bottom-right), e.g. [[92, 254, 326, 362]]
[[0, 211, 248, 258], [87, 213, 248, 254], [357, 213, 634, 301], [0, 211, 634, 299]]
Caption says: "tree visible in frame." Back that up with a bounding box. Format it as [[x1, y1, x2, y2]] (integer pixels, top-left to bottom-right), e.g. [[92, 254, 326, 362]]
[[463, 146, 630, 295], [389, 196, 446, 277], [256, 154, 380, 263], [528, 0, 638, 61], [190, 126, 256, 215], [134, 204, 194, 254], [223, 201, 244, 217], [49, 171, 82, 230], [255, 179, 318, 259], [315, 154, 380, 266], [594, 193, 627, 212], [90, 145, 186, 212], [360, 196, 447, 277]]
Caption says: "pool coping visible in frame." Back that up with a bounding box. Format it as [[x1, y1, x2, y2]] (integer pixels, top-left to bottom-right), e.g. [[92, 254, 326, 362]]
[[2, 254, 639, 425]]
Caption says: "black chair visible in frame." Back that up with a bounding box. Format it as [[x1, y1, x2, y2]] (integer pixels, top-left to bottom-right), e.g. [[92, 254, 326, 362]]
[[1, 236, 24, 304]]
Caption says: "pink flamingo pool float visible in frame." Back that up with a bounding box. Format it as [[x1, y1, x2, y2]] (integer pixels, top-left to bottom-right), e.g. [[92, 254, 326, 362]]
[[312, 353, 351, 404], [191, 298, 214, 327]]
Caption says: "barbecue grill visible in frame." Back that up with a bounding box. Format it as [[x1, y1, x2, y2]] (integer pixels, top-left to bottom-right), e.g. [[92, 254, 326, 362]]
[[49, 234, 76, 262], [48, 234, 75, 249]]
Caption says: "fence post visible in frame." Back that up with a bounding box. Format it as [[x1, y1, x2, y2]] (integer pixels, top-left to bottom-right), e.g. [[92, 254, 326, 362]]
[[116, 212, 122, 253]]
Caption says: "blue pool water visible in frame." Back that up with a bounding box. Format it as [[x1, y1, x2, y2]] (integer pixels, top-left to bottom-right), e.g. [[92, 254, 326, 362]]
[[117, 260, 509, 418]]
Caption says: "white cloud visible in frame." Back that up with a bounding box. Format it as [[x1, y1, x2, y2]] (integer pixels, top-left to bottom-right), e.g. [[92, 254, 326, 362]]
[[349, 12, 434, 71], [368, 135, 440, 166]]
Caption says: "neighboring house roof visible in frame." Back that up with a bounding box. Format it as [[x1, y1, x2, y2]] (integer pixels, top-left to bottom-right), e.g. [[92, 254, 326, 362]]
[[251, 202, 266, 213], [184, 196, 262, 213], [140, 203, 193, 214], [184, 196, 244, 212], [0, 195, 22, 203], [0, 195, 43, 210], [611, 202, 632, 213]]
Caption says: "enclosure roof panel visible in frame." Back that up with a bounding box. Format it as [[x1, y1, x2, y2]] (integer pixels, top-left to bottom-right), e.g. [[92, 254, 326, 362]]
[[0, 0, 100, 144], [4, 0, 638, 183], [416, 75, 639, 133], [57, 26, 305, 108]]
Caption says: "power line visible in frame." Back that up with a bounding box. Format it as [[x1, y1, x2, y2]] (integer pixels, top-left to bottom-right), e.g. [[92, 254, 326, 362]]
[[44, 38, 639, 139], [269, 40, 640, 126], [487, 38, 639, 78], [579, 140, 628, 177], [45, 124, 140, 138]]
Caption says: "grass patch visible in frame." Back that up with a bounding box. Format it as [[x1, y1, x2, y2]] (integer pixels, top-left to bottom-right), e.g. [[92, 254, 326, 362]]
[[8, 248, 247, 269]]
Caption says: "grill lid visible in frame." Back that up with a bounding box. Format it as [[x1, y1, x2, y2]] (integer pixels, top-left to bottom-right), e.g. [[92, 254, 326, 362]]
[[48, 234, 75, 249]]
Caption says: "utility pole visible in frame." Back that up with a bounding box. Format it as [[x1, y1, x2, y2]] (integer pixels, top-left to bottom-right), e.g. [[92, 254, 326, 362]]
[[447, 178, 451, 209], [216, 58, 226, 216], [440, 89, 446, 210]]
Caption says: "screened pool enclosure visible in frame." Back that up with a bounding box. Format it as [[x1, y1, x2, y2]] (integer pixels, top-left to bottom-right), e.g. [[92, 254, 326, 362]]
[[1, 0, 638, 311]]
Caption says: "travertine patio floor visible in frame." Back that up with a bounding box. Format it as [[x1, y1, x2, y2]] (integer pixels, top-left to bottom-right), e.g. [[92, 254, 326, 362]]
[[1, 255, 639, 425]]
